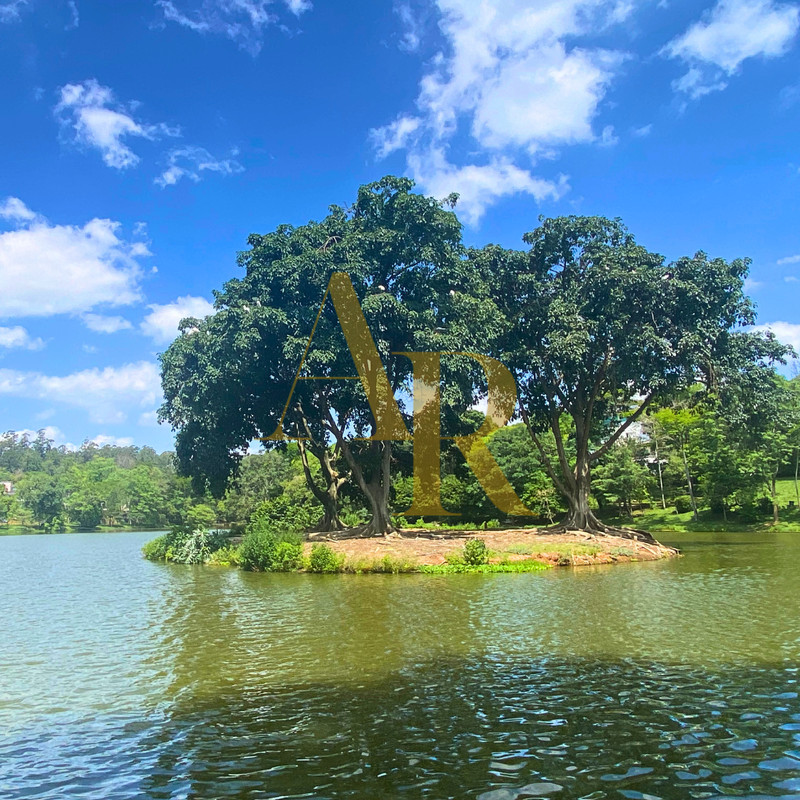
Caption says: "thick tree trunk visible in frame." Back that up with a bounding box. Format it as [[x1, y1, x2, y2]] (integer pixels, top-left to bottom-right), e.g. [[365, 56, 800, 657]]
[[327, 412, 395, 537], [298, 440, 346, 532], [554, 457, 658, 543]]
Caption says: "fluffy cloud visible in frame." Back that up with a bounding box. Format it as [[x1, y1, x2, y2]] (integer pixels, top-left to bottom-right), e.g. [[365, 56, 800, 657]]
[[371, 0, 633, 222], [665, 0, 800, 98], [0, 198, 146, 318], [0, 326, 44, 350], [0, 361, 162, 424], [91, 434, 135, 447], [55, 79, 180, 169], [140, 295, 215, 345], [155, 145, 244, 187], [777, 254, 800, 264], [0, 1, 27, 23], [157, 0, 312, 54], [753, 322, 800, 362], [82, 313, 134, 333], [407, 147, 570, 224]]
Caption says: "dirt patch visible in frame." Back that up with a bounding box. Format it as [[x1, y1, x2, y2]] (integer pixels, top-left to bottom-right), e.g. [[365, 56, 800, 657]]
[[306, 528, 678, 567]]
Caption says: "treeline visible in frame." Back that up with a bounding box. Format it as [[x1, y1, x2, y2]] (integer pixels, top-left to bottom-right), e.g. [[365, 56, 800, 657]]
[[5, 369, 800, 536]]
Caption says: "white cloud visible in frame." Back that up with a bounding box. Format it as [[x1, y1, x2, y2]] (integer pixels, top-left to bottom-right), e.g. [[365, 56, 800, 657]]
[[777, 253, 800, 264], [141, 295, 215, 345], [632, 123, 652, 137], [0, 197, 39, 223], [753, 321, 800, 360], [744, 277, 763, 291], [0, 361, 162, 424], [157, 0, 311, 54], [284, 0, 311, 14], [665, 0, 800, 98], [784, 275, 799, 282], [91, 434, 135, 447], [82, 313, 134, 333], [395, 3, 423, 51], [407, 147, 570, 224], [155, 145, 244, 187], [67, 0, 79, 29], [370, 116, 422, 159], [138, 410, 161, 427], [0, 326, 44, 350], [0, 198, 146, 318], [54, 79, 180, 169], [371, 0, 633, 222], [0, 1, 27, 23], [599, 124, 619, 147], [9, 426, 71, 448]]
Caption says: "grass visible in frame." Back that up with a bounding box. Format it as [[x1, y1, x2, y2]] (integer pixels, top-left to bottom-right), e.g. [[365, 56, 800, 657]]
[[419, 560, 550, 574]]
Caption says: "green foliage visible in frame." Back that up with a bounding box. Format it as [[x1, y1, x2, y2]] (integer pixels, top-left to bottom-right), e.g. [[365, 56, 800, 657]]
[[343, 554, 419, 573], [142, 528, 230, 564], [142, 534, 170, 561], [239, 525, 279, 571], [251, 494, 316, 534], [272, 539, 304, 571], [307, 543, 345, 573], [419, 560, 550, 574], [463, 538, 489, 565], [185, 503, 217, 531], [206, 544, 242, 566], [674, 495, 693, 514]]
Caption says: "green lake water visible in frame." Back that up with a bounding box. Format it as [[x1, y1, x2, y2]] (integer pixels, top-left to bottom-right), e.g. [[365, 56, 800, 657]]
[[1, 530, 799, 799]]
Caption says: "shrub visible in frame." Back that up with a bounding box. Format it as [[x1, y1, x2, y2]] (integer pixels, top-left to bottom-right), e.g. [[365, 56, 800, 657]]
[[272, 540, 304, 571], [207, 544, 241, 566], [239, 525, 278, 571], [251, 495, 316, 533], [307, 543, 345, 573], [174, 529, 229, 565], [463, 538, 489, 565], [674, 495, 693, 514], [143, 534, 170, 561]]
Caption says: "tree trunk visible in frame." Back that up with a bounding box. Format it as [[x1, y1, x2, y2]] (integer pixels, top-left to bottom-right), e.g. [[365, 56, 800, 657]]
[[560, 458, 605, 532], [654, 435, 666, 510], [357, 441, 394, 536], [681, 444, 698, 522], [298, 440, 346, 532], [772, 473, 779, 524]]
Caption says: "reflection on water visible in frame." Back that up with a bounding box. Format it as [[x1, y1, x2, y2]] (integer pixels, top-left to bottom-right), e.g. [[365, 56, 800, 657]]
[[0, 531, 798, 798]]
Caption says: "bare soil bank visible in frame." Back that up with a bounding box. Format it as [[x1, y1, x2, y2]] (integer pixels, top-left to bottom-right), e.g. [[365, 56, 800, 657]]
[[308, 528, 678, 568]]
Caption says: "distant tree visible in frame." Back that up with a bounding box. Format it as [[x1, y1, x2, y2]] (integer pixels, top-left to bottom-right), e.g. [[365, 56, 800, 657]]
[[18, 473, 65, 529], [592, 439, 653, 516]]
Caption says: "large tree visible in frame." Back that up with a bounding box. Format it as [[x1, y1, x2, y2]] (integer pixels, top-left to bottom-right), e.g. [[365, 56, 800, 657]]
[[159, 177, 491, 535], [474, 215, 790, 538]]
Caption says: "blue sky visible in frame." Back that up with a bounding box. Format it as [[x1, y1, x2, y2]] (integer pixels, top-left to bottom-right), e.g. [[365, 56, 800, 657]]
[[1, 0, 799, 452]]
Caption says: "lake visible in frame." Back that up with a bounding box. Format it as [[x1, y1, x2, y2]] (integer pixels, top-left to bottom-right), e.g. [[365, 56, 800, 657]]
[[1, 530, 799, 799]]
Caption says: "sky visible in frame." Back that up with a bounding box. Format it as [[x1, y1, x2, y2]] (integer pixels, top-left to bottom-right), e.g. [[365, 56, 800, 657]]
[[1, 0, 799, 452]]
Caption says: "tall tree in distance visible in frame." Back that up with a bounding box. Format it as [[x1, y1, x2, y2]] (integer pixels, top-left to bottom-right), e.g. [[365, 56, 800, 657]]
[[475, 215, 791, 538]]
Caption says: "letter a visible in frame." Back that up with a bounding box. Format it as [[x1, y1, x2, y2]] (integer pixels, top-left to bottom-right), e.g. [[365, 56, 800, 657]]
[[264, 272, 409, 441]]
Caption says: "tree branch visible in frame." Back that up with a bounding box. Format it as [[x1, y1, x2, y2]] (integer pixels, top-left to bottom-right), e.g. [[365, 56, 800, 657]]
[[589, 392, 654, 463]]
